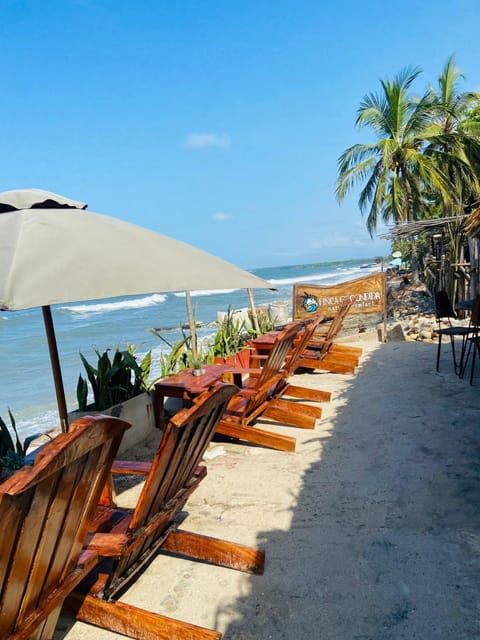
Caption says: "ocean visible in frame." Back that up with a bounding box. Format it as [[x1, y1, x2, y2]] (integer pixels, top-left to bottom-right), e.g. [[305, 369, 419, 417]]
[[0, 258, 380, 440]]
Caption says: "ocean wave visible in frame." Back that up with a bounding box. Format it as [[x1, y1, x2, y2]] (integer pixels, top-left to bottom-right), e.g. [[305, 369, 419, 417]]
[[61, 293, 168, 314], [173, 288, 238, 298], [269, 265, 375, 287]]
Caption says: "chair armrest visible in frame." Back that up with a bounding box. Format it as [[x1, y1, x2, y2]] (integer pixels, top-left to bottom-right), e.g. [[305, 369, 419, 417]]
[[111, 460, 152, 475], [220, 367, 263, 388], [249, 354, 268, 367], [237, 388, 258, 397], [221, 367, 263, 375], [77, 548, 99, 569], [86, 532, 130, 556]]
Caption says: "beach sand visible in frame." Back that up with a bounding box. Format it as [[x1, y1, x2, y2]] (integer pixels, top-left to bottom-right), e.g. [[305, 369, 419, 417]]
[[55, 331, 480, 639]]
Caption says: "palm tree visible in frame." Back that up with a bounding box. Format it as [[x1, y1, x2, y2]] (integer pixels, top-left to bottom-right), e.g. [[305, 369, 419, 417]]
[[424, 55, 480, 298], [336, 66, 453, 236], [426, 55, 480, 212]]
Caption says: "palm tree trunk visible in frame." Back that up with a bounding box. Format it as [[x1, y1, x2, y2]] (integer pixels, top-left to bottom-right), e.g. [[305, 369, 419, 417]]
[[402, 173, 420, 281], [410, 236, 419, 281]]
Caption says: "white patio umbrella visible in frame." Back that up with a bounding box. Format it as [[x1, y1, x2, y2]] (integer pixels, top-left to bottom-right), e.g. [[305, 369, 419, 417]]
[[0, 189, 273, 431]]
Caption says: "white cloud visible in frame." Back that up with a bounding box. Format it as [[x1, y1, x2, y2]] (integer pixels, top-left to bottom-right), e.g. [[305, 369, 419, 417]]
[[212, 212, 233, 222], [186, 133, 230, 149]]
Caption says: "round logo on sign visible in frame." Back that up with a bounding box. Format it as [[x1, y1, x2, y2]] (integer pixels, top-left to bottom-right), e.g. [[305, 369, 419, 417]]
[[302, 294, 319, 313]]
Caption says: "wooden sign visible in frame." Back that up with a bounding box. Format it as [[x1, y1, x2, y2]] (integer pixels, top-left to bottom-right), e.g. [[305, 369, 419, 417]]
[[293, 272, 386, 319]]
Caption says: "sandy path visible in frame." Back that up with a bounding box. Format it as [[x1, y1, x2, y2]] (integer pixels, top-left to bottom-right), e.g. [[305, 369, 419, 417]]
[[56, 334, 480, 639]]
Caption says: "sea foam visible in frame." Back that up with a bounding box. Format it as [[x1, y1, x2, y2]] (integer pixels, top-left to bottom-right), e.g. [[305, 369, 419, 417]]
[[173, 288, 238, 298], [61, 293, 167, 314], [269, 265, 378, 287]]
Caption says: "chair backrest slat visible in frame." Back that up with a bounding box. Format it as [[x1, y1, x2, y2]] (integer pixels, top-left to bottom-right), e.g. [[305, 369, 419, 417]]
[[129, 383, 237, 532], [255, 322, 303, 390], [240, 322, 302, 417], [285, 315, 323, 375], [0, 415, 129, 639], [311, 300, 353, 358], [16, 459, 85, 625]]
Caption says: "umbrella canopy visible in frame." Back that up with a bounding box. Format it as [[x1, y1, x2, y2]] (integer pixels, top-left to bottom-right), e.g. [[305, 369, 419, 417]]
[[0, 189, 273, 429], [0, 194, 271, 311]]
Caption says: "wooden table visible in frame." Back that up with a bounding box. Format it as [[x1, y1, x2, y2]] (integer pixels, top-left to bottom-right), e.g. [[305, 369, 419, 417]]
[[154, 364, 244, 427]]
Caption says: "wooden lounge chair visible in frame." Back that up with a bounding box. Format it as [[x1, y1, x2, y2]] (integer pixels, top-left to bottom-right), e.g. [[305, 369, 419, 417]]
[[67, 381, 265, 640], [0, 414, 129, 640], [250, 305, 362, 375], [296, 300, 361, 374], [266, 314, 333, 405], [216, 321, 325, 452], [247, 314, 332, 403]]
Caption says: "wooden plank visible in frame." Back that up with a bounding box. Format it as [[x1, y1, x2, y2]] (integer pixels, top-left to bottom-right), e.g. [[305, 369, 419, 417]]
[[262, 399, 320, 429], [43, 449, 102, 595], [112, 460, 152, 475], [129, 422, 178, 530], [299, 355, 357, 374], [280, 383, 332, 403], [216, 419, 296, 452], [0, 491, 30, 595], [161, 529, 265, 575], [1, 482, 53, 632], [6, 550, 98, 640], [68, 593, 222, 640], [19, 461, 80, 623]]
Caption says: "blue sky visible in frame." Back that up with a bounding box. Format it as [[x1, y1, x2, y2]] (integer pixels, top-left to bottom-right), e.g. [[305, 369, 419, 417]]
[[1, 0, 479, 269]]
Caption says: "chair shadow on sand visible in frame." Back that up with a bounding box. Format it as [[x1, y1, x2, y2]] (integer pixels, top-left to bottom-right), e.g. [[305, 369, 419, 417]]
[[204, 339, 480, 639], [53, 338, 480, 639]]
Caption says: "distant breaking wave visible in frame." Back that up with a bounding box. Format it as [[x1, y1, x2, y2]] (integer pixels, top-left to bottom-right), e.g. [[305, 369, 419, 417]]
[[61, 293, 168, 314], [173, 288, 238, 298], [269, 265, 379, 287]]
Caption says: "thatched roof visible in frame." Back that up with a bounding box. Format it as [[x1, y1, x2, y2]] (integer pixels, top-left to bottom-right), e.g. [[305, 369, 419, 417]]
[[465, 207, 480, 238], [380, 215, 469, 240]]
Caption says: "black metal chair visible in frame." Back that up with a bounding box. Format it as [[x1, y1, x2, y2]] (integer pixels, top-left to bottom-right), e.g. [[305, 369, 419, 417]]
[[460, 295, 480, 385], [434, 290, 471, 374]]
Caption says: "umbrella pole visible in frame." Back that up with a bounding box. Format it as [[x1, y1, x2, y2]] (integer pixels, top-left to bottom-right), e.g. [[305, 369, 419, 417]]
[[247, 288, 260, 334], [42, 306, 68, 433], [185, 291, 198, 359]]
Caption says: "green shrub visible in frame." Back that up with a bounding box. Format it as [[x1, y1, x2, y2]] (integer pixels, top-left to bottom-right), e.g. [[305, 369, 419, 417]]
[[0, 410, 39, 475], [211, 308, 249, 357], [77, 345, 151, 411], [151, 329, 213, 379]]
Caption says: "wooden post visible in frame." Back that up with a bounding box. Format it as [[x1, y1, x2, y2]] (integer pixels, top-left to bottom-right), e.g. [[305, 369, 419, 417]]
[[247, 288, 260, 334], [42, 305, 69, 432], [185, 291, 198, 359]]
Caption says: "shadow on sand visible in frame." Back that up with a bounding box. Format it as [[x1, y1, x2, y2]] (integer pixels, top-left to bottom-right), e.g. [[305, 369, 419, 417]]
[[215, 339, 480, 639]]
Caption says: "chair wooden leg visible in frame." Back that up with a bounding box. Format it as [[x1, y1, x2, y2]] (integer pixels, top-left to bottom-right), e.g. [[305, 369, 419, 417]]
[[262, 398, 321, 429], [161, 529, 265, 574], [280, 383, 331, 403], [298, 357, 356, 374], [66, 593, 222, 640], [216, 420, 296, 452], [470, 341, 478, 385], [436, 336, 442, 371]]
